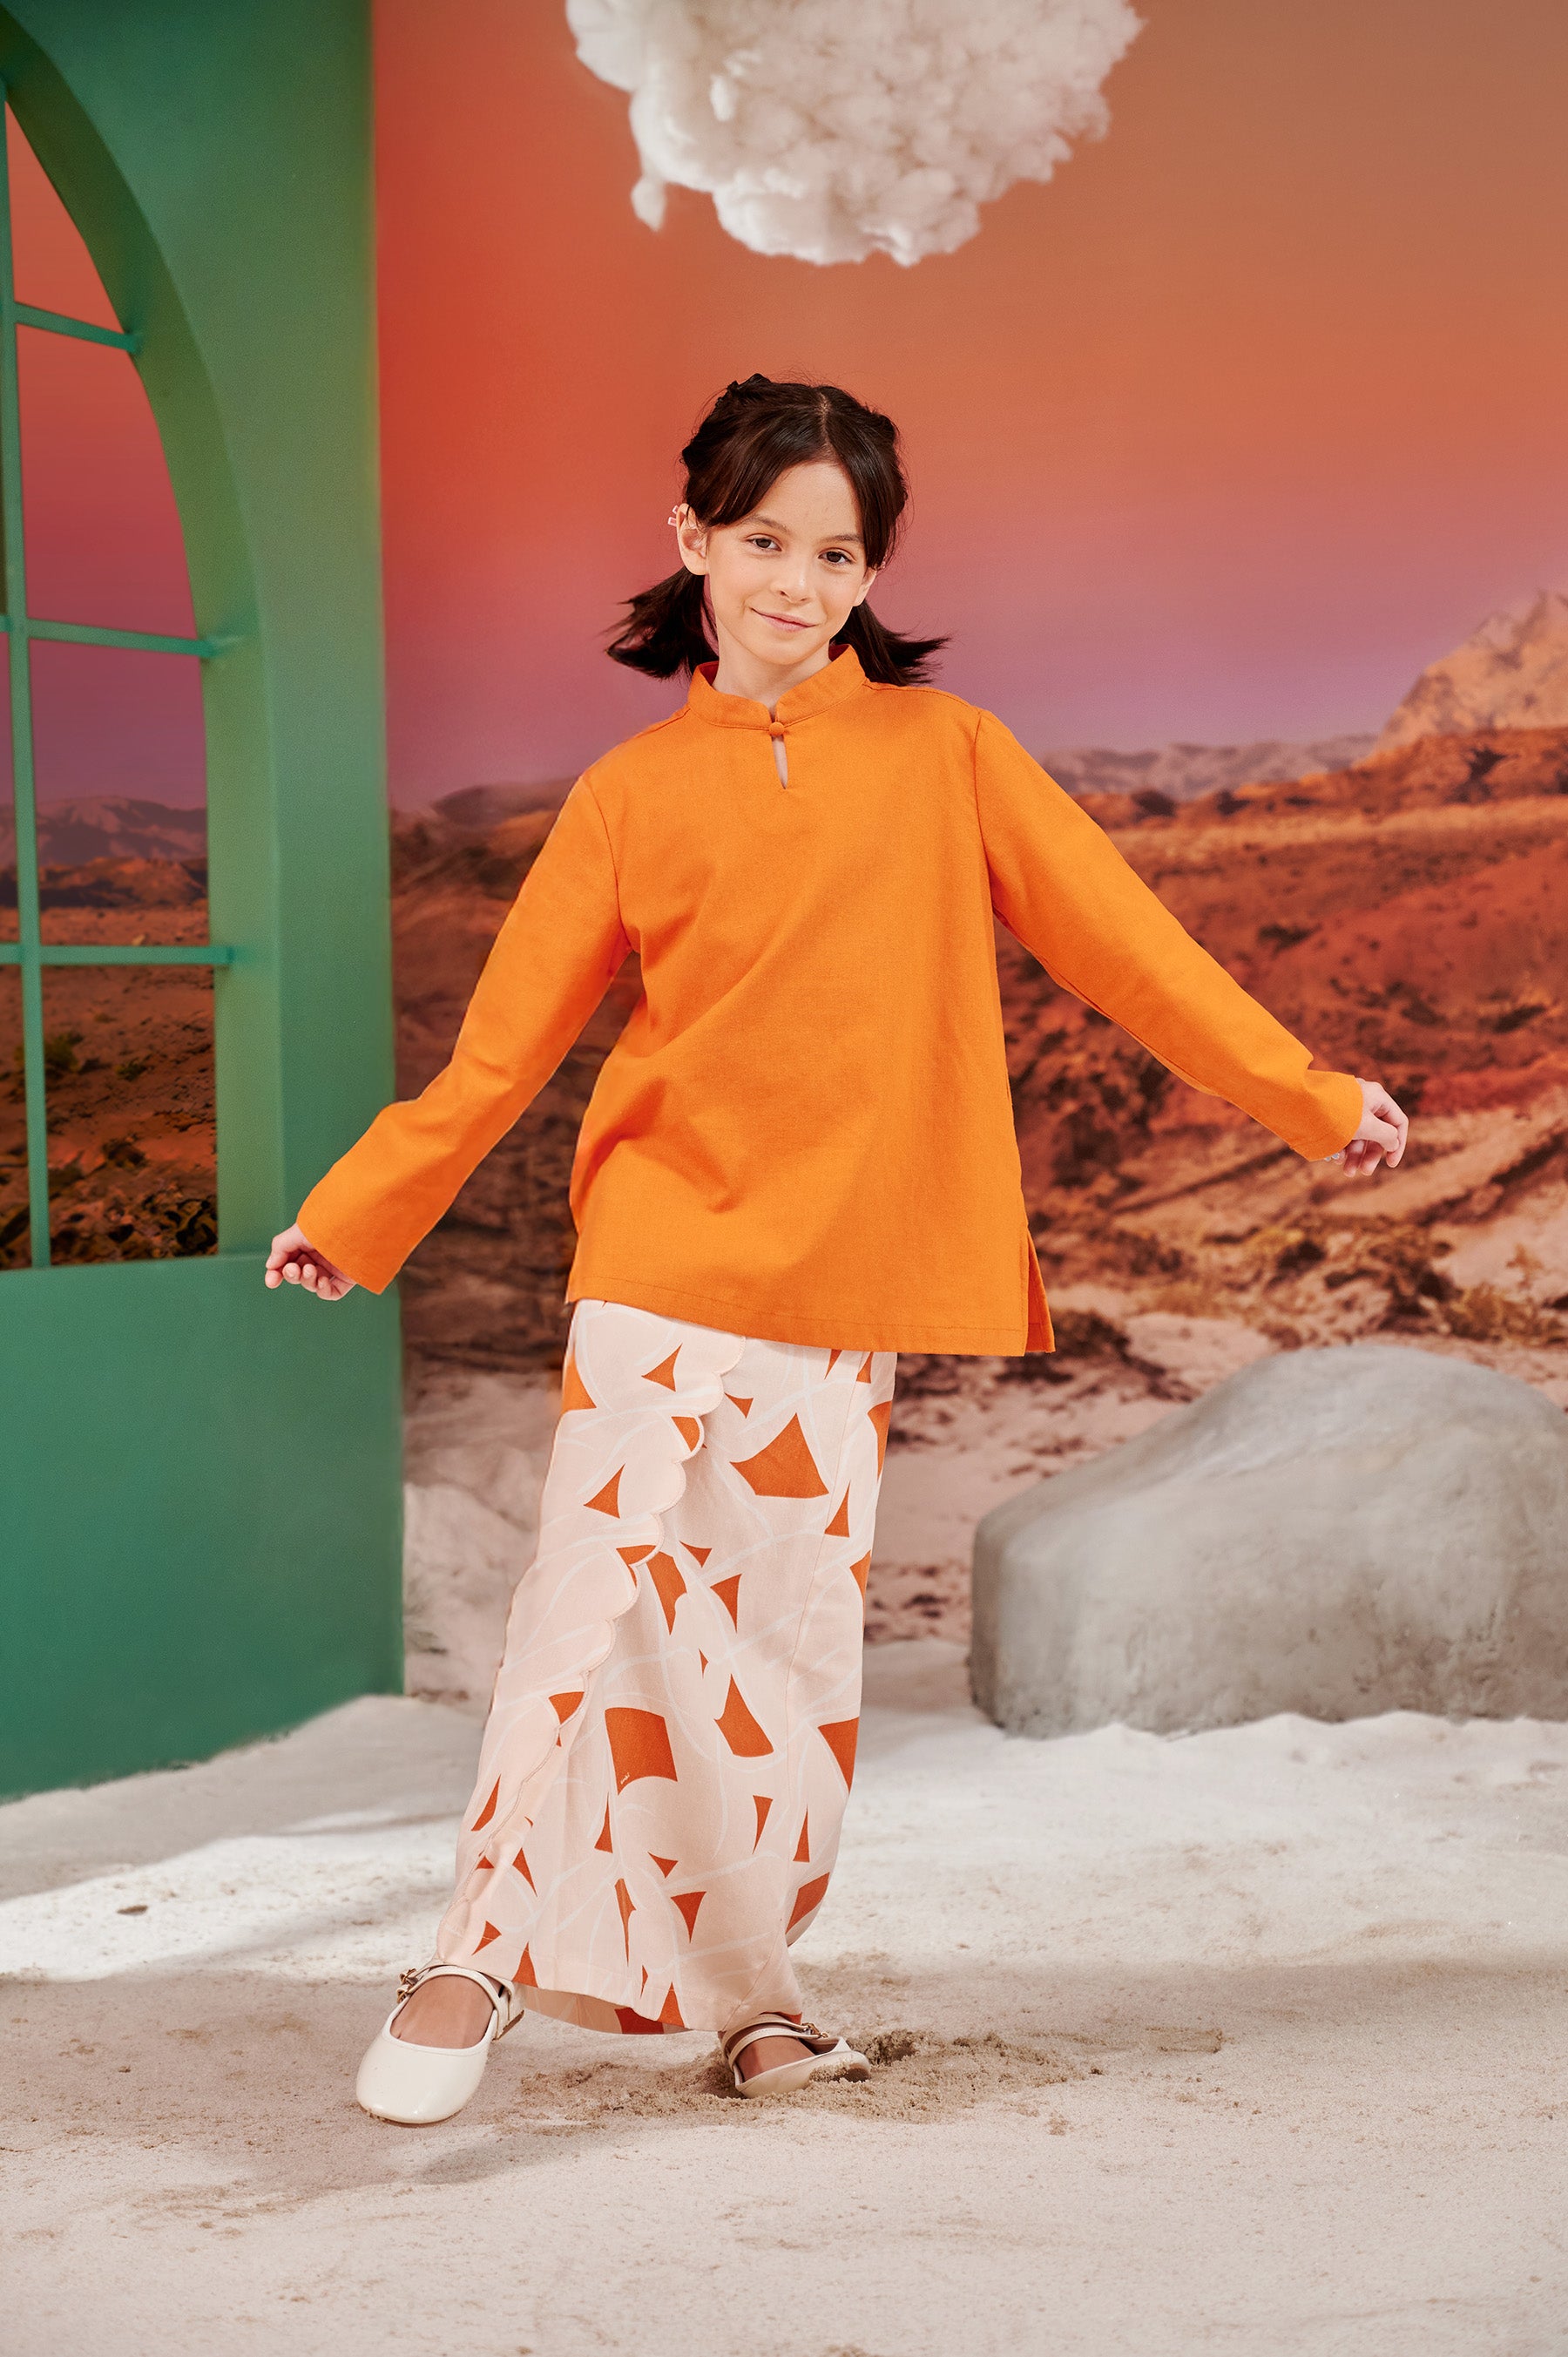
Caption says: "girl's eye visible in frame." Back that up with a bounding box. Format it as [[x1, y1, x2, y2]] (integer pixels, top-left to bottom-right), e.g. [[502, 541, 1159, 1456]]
[[743, 535, 854, 563]]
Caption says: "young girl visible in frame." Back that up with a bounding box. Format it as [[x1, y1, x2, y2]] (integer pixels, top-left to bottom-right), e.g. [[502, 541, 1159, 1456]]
[[265, 374, 1408, 2123]]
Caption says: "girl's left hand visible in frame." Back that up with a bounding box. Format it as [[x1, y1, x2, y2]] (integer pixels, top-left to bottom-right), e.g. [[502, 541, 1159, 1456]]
[[1322, 1075, 1408, 1177]]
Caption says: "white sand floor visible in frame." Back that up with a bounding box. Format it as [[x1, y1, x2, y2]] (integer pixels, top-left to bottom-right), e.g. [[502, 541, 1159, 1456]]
[[5, 1642, 1568, 2356]]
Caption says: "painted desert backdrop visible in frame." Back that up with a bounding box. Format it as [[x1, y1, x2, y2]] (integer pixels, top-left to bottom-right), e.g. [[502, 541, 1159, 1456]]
[[3, 0, 1567, 1646], [10, 603, 1568, 1337]]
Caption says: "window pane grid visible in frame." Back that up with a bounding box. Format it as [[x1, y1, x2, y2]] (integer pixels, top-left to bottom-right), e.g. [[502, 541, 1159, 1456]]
[[0, 943, 234, 965], [16, 300, 138, 353], [0, 93, 233, 1270], [0, 614, 220, 656]]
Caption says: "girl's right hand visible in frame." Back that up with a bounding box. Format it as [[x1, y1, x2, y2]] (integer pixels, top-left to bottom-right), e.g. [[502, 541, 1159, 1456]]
[[264, 1223, 357, 1301]]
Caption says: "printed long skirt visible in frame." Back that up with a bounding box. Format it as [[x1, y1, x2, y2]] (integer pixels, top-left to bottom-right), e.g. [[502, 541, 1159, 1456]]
[[434, 1297, 898, 2040]]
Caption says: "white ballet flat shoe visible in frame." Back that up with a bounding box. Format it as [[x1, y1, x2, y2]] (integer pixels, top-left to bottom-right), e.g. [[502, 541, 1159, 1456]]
[[721, 2012, 870, 2100], [355, 1961, 523, 2125]]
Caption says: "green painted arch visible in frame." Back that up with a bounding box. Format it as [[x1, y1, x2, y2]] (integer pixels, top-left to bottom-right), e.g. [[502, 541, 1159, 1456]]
[[0, 0, 395, 1243], [0, 7, 259, 650], [0, 0, 404, 1796]]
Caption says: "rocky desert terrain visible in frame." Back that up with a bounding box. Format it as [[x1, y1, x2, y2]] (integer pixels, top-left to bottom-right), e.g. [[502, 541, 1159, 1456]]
[[378, 717, 1568, 1656], [8, 716, 1566, 1357], [0, 821, 215, 1270], [379, 719, 1568, 1372], [8, 685, 1568, 1649]]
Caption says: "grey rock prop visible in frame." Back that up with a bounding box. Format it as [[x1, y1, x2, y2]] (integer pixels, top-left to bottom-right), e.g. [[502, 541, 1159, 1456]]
[[971, 1343, 1568, 1736]]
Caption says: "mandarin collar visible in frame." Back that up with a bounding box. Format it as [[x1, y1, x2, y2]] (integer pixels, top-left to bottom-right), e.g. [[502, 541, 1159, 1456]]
[[686, 640, 869, 730]]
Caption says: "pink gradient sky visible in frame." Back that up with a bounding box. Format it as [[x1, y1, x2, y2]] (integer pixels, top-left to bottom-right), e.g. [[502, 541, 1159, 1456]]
[[372, 0, 1568, 799], [10, 0, 1568, 805]]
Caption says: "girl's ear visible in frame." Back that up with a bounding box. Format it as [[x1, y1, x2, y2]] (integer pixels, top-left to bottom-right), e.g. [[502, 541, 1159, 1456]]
[[673, 504, 710, 578], [853, 567, 880, 607]]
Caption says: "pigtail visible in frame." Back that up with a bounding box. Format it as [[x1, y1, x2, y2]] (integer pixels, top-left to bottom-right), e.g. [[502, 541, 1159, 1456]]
[[839, 600, 947, 687], [606, 568, 715, 681]]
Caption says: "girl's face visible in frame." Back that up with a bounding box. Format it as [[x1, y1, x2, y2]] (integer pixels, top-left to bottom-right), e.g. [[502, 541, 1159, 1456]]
[[675, 460, 878, 680]]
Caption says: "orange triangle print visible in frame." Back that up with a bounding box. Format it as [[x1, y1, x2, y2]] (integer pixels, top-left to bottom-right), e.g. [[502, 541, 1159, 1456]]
[[686, 1543, 712, 1566], [650, 1852, 678, 1877], [644, 1346, 680, 1390], [787, 1872, 831, 1932], [794, 1815, 810, 1862], [615, 1877, 634, 1958], [818, 1717, 860, 1787], [551, 1690, 584, 1723], [752, 1795, 773, 1849], [672, 1889, 705, 1938], [699, 1651, 708, 1672], [561, 1351, 596, 1414], [658, 1982, 685, 2029], [855, 1354, 873, 1382], [605, 1705, 679, 1792], [825, 1489, 850, 1539], [594, 1806, 613, 1854], [869, 1399, 891, 1473], [618, 1541, 655, 1567], [646, 1549, 686, 1631], [672, 1413, 701, 1448], [825, 1350, 841, 1375], [733, 1413, 828, 1500], [726, 1393, 753, 1417], [474, 1920, 501, 1951], [513, 1847, 536, 1889], [849, 1552, 870, 1598], [470, 1779, 500, 1832], [585, 1466, 623, 1516], [515, 1945, 537, 1988], [716, 1677, 774, 1758], [713, 1574, 741, 1629]]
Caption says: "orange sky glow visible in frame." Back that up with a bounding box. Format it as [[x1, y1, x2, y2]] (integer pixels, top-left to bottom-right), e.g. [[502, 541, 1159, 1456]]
[[371, 0, 1568, 796], [10, 0, 1568, 804]]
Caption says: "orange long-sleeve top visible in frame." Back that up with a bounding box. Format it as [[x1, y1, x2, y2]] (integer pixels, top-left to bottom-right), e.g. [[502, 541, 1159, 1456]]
[[298, 643, 1363, 1354]]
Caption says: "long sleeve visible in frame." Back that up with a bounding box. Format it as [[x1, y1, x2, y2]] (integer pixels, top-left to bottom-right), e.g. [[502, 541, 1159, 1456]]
[[973, 709, 1362, 1160], [297, 776, 632, 1292]]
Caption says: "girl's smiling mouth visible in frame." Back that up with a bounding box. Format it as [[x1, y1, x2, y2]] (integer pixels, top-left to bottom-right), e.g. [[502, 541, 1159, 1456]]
[[756, 608, 812, 631]]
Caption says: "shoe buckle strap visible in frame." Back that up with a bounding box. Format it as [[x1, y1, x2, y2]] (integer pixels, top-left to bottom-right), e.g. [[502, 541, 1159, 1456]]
[[721, 2013, 834, 2064], [395, 1961, 517, 2029]]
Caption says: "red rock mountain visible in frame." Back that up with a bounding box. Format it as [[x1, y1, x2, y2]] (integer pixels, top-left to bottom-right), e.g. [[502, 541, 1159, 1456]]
[[1375, 591, 1568, 754]]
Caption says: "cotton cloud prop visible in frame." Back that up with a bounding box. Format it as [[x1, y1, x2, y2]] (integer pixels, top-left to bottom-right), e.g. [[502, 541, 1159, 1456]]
[[565, 0, 1143, 268]]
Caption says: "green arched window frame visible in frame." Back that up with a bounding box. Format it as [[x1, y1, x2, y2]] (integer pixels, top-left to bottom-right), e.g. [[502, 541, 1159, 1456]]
[[0, 1, 403, 1799], [0, 92, 233, 1267]]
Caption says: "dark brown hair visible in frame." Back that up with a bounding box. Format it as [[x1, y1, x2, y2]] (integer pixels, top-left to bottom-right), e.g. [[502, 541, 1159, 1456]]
[[606, 374, 945, 687]]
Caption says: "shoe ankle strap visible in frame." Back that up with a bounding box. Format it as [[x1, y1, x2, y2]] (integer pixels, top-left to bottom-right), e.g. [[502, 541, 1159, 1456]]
[[720, 2013, 832, 2065], [396, 1961, 515, 2015]]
